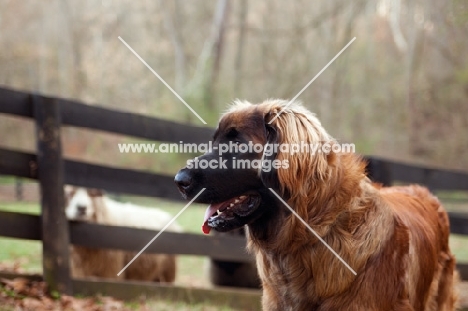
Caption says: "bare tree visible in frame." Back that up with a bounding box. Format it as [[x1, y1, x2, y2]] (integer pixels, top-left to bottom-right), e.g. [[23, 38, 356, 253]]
[[389, 0, 408, 52], [234, 0, 248, 95], [188, 0, 230, 109], [158, 0, 186, 93]]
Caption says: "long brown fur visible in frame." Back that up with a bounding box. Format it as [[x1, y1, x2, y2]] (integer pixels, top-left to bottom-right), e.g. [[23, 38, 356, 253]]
[[225, 100, 459, 310]]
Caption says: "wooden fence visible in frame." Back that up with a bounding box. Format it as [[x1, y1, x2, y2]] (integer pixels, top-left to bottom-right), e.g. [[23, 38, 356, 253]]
[[0, 86, 467, 306]]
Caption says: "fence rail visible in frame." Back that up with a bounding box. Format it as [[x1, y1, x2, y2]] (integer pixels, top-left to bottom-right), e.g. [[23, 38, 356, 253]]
[[0, 86, 467, 301], [0, 211, 249, 261], [366, 156, 468, 190], [0, 148, 182, 200], [0, 87, 213, 143]]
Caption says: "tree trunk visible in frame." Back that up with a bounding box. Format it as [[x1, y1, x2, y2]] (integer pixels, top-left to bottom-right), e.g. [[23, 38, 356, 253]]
[[205, 0, 230, 109], [234, 0, 248, 95]]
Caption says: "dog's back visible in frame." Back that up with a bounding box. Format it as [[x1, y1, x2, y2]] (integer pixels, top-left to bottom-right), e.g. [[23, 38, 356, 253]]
[[101, 198, 182, 232], [380, 185, 458, 310], [306, 183, 458, 311]]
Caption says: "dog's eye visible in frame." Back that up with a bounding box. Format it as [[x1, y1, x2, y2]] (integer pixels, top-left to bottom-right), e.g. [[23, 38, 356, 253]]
[[226, 128, 238, 139]]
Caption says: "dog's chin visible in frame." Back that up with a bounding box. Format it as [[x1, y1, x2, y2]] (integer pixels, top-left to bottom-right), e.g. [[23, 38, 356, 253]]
[[202, 192, 262, 234]]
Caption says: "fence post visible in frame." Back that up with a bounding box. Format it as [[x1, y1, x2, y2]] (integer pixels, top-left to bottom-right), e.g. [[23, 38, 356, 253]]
[[366, 157, 392, 186], [33, 95, 72, 295]]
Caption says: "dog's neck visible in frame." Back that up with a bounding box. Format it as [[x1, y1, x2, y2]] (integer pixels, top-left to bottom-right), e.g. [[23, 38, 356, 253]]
[[246, 153, 389, 305], [248, 153, 368, 252]]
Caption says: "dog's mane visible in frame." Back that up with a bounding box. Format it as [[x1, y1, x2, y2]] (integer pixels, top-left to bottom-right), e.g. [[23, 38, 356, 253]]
[[226, 100, 397, 302], [225, 99, 369, 241]]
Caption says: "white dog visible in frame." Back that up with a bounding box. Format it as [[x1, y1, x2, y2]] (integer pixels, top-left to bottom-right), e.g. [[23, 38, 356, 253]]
[[65, 186, 181, 282]]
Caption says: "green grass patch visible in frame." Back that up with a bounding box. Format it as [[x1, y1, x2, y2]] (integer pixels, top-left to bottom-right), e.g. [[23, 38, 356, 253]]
[[0, 176, 17, 185], [450, 234, 468, 262], [436, 190, 468, 201], [0, 237, 41, 273], [0, 202, 39, 215], [115, 196, 207, 234], [0, 201, 42, 272]]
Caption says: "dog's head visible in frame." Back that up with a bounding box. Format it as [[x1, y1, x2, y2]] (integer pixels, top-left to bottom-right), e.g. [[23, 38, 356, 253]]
[[64, 185, 104, 222], [175, 99, 336, 234]]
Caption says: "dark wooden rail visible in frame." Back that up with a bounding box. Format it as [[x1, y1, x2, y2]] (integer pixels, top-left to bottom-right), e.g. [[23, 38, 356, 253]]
[[0, 148, 182, 200], [366, 156, 468, 190], [0, 211, 250, 262], [0, 87, 213, 144]]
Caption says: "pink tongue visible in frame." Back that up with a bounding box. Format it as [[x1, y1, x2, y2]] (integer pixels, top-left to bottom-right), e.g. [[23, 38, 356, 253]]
[[202, 202, 225, 235], [202, 222, 211, 235]]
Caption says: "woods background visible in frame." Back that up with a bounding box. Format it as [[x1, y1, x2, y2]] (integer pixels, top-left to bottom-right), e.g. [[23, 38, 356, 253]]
[[0, 0, 467, 174]]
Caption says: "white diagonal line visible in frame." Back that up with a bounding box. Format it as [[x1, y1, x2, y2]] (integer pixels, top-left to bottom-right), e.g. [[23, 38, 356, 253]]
[[117, 188, 206, 276], [268, 37, 356, 124], [268, 188, 357, 275], [118, 36, 207, 125]]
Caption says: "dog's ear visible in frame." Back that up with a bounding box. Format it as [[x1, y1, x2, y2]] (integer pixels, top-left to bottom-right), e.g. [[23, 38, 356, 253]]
[[87, 188, 104, 197], [262, 106, 331, 201], [260, 112, 291, 199], [260, 113, 279, 188], [64, 185, 74, 198]]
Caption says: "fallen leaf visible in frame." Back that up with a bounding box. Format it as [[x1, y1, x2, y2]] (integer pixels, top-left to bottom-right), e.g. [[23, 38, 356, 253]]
[[1, 277, 29, 294]]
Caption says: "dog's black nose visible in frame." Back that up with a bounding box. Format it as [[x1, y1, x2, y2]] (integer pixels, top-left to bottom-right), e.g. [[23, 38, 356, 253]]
[[174, 170, 192, 194], [77, 204, 87, 215]]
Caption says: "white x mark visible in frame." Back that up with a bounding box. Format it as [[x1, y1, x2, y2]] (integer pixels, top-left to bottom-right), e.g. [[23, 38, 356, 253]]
[[268, 188, 357, 275], [118, 36, 207, 125], [117, 188, 206, 276], [269, 37, 356, 124]]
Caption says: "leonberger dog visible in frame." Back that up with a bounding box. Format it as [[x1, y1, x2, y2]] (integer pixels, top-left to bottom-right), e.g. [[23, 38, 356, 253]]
[[175, 99, 459, 310]]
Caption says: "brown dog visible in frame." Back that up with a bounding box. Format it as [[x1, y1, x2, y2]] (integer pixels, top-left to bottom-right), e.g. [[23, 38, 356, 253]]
[[175, 99, 459, 310]]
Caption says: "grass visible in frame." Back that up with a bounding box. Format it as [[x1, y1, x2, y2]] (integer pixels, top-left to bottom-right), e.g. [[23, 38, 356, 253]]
[[450, 234, 468, 261], [0, 202, 41, 272], [0, 238, 41, 272], [0, 202, 39, 215], [0, 176, 20, 185]]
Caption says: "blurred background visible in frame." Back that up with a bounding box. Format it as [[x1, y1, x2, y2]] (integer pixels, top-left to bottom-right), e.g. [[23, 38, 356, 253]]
[[0, 0, 467, 173]]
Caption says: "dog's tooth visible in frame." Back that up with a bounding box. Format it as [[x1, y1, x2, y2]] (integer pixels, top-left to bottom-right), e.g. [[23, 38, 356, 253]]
[[229, 203, 234, 207], [239, 195, 247, 199], [234, 199, 240, 203]]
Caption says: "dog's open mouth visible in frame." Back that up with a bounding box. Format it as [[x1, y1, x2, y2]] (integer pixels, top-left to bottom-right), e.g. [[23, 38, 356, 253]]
[[202, 193, 261, 234]]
